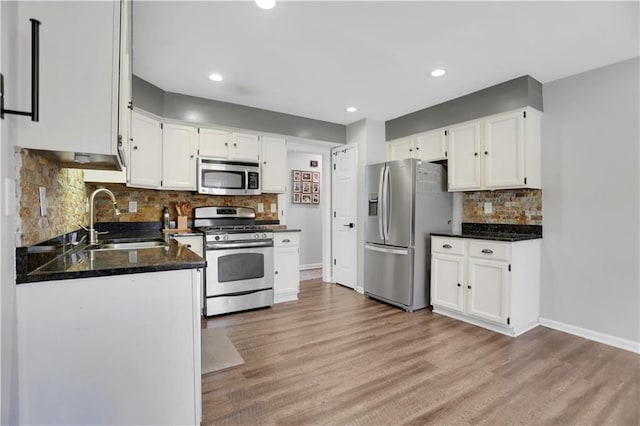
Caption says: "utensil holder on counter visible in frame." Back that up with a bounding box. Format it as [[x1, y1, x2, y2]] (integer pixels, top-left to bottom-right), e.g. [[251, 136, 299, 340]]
[[177, 216, 188, 230]]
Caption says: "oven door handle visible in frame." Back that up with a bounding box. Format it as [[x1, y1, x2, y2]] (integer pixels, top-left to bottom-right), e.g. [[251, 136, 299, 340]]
[[207, 241, 273, 250]]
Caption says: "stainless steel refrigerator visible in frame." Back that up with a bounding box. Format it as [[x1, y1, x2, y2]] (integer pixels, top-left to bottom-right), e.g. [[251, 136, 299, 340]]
[[364, 159, 452, 311]]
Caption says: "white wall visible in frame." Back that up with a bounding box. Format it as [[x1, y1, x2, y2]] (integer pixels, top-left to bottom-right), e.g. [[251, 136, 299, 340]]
[[1, 1, 20, 422], [284, 150, 323, 268], [346, 119, 386, 292], [541, 57, 640, 350]]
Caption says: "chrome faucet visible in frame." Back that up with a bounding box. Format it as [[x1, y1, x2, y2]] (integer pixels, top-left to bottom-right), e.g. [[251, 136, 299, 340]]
[[88, 187, 120, 245]]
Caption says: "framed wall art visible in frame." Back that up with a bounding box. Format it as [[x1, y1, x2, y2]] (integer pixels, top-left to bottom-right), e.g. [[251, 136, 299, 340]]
[[292, 169, 320, 205]]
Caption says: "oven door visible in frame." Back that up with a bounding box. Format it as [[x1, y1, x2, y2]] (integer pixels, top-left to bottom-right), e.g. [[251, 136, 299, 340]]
[[205, 241, 274, 296]]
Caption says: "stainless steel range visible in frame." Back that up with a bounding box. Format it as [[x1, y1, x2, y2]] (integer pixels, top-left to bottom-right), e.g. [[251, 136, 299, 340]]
[[194, 206, 274, 316]]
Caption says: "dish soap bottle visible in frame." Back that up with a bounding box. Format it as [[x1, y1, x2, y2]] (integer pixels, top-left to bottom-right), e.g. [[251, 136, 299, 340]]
[[162, 205, 170, 230]]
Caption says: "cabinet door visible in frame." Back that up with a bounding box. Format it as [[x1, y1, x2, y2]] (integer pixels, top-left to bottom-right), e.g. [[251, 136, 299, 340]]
[[415, 129, 447, 162], [231, 133, 260, 161], [484, 111, 525, 189], [162, 124, 198, 190], [261, 136, 287, 193], [117, 0, 133, 168], [129, 112, 162, 188], [431, 254, 465, 313], [467, 258, 509, 324], [274, 246, 300, 299], [198, 128, 230, 158], [16, 1, 119, 156], [447, 121, 482, 191], [387, 137, 414, 161]]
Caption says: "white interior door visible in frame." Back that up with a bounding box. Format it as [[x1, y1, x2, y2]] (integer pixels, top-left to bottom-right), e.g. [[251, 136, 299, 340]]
[[331, 146, 357, 289]]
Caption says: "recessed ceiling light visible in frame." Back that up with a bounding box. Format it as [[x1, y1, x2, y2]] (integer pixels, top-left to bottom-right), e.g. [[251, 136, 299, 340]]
[[430, 69, 447, 78], [345, 106, 357, 113], [256, 0, 276, 10], [208, 73, 223, 82]]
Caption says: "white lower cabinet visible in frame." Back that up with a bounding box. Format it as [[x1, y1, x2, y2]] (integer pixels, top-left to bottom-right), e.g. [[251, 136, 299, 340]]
[[16, 269, 202, 425], [431, 236, 540, 336], [273, 232, 300, 303]]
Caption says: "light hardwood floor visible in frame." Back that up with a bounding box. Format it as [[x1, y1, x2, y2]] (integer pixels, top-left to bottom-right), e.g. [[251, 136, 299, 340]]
[[202, 279, 639, 425]]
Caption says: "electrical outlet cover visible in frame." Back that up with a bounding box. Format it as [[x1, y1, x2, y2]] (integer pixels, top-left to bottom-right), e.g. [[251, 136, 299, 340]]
[[257, 203, 264, 213], [129, 201, 137, 213], [270, 203, 277, 213]]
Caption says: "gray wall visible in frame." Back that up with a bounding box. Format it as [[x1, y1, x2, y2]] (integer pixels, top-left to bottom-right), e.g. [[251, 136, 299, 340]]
[[132, 75, 347, 143], [541, 57, 639, 344], [386, 75, 543, 140], [285, 151, 323, 267], [1, 1, 20, 423]]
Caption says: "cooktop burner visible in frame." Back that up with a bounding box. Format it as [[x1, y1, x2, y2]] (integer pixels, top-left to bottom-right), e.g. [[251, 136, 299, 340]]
[[196, 225, 270, 234]]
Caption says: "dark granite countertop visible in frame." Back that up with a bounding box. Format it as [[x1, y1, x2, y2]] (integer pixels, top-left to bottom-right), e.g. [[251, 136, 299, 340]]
[[431, 223, 542, 242], [16, 222, 206, 284], [273, 229, 301, 233]]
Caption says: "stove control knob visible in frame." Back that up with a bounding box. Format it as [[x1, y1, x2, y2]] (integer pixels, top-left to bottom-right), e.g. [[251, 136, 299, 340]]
[[253, 233, 259, 239], [223, 234, 229, 241], [261, 233, 267, 239], [214, 235, 220, 241]]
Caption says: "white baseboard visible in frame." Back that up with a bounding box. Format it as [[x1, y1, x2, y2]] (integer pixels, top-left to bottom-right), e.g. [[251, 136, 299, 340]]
[[355, 286, 364, 294], [539, 318, 640, 354], [300, 263, 322, 271]]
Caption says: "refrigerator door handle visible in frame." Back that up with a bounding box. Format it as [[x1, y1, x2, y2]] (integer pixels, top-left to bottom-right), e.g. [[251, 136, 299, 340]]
[[365, 244, 409, 256], [383, 166, 391, 240], [378, 166, 385, 241]]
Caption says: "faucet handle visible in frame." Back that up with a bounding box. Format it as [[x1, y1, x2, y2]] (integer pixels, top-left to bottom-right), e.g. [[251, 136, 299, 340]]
[[78, 224, 89, 232], [96, 230, 109, 236]]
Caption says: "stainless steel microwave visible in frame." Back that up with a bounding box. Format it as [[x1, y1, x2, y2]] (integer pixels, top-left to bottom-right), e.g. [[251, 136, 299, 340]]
[[197, 158, 261, 195]]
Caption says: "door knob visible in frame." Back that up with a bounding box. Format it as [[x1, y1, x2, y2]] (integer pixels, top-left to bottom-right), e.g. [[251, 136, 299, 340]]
[[343, 223, 355, 228]]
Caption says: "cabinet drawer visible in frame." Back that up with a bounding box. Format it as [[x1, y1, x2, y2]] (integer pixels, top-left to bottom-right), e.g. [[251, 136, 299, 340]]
[[274, 232, 300, 248], [431, 237, 465, 255], [468, 240, 511, 261]]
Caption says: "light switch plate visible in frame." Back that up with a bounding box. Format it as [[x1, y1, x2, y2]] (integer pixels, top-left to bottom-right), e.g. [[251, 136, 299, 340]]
[[129, 201, 137, 213], [484, 202, 492, 214], [257, 203, 264, 213], [270, 203, 277, 213]]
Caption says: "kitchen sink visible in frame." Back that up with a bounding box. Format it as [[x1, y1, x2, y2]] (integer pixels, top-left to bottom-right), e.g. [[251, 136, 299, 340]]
[[84, 239, 167, 251]]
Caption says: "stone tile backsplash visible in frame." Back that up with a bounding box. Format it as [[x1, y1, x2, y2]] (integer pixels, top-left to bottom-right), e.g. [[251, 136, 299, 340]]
[[87, 183, 278, 224], [18, 149, 87, 246], [463, 189, 542, 225]]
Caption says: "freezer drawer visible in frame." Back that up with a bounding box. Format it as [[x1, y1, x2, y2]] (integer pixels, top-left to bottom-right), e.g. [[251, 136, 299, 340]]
[[364, 244, 414, 308]]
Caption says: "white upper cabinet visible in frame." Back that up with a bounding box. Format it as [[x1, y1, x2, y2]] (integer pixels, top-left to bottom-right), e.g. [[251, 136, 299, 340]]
[[198, 128, 230, 158], [14, 1, 124, 158], [231, 133, 261, 161], [198, 129, 260, 162], [118, 0, 133, 167], [387, 137, 414, 161], [447, 120, 482, 191], [129, 112, 162, 189], [447, 108, 541, 192], [161, 124, 198, 190], [387, 128, 447, 163], [261, 136, 287, 193], [415, 128, 447, 162]]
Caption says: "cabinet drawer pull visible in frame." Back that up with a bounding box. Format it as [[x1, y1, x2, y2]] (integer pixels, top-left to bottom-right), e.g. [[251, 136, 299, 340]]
[[481, 249, 493, 254], [282, 239, 291, 243], [442, 244, 452, 249]]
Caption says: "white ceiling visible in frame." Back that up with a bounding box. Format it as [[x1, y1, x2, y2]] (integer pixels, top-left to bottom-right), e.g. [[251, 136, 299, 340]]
[[133, 1, 639, 125]]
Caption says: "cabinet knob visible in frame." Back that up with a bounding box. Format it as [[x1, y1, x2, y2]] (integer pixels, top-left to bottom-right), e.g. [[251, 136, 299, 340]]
[[442, 244, 452, 249], [133, 146, 138, 150], [457, 283, 461, 287], [409, 148, 412, 152], [225, 142, 228, 146], [234, 143, 237, 147], [415, 147, 419, 150], [467, 285, 472, 289], [275, 271, 279, 275], [263, 161, 267, 165], [190, 154, 195, 158], [186, 244, 191, 248], [481, 249, 494, 254], [474, 152, 478, 156], [484, 151, 489, 155]]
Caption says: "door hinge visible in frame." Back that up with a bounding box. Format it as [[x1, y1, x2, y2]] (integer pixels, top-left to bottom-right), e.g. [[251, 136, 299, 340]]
[[507, 317, 510, 325], [160, 123, 163, 129], [333, 211, 336, 218], [444, 151, 447, 158], [523, 111, 527, 118], [524, 177, 527, 184], [444, 130, 448, 136], [333, 164, 336, 170], [197, 149, 200, 155], [197, 128, 200, 134], [160, 180, 163, 186], [333, 259, 336, 266], [508, 264, 511, 272]]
